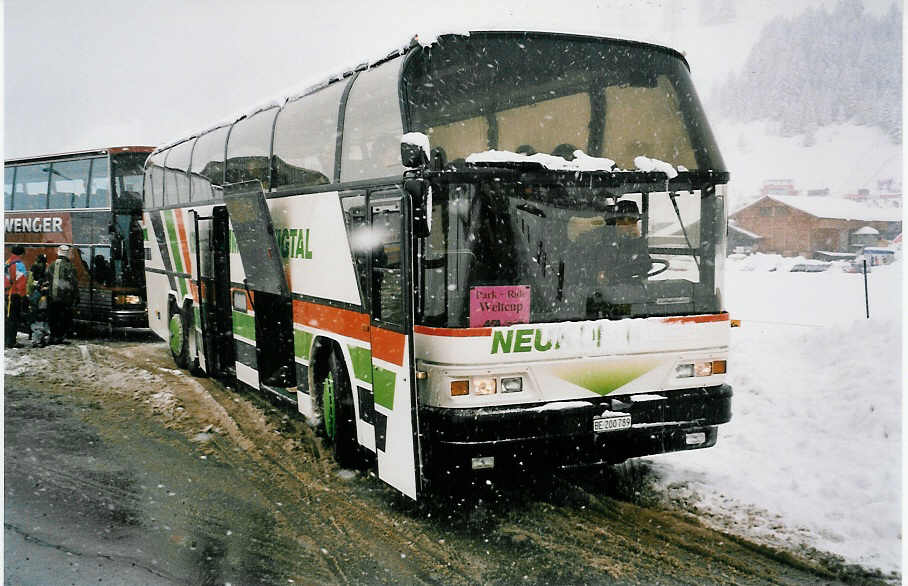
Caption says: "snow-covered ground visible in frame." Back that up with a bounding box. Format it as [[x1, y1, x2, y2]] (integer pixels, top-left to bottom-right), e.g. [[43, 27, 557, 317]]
[[648, 253, 902, 575]]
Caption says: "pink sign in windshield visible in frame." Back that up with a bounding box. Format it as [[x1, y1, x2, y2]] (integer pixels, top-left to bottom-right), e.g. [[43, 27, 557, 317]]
[[469, 285, 531, 327]]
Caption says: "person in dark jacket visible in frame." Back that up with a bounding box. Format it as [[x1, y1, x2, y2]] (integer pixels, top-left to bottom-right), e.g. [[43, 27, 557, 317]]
[[47, 244, 80, 344], [27, 254, 50, 347], [5, 244, 28, 348]]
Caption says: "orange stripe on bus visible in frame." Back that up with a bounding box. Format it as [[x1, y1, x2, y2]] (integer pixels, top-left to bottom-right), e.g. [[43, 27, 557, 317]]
[[292, 300, 370, 343], [371, 327, 405, 366], [173, 209, 193, 279], [413, 325, 492, 337], [662, 312, 730, 325]]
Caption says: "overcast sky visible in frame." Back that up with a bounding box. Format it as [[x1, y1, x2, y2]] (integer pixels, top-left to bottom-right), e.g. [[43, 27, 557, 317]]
[[2, 0, 898, 160]]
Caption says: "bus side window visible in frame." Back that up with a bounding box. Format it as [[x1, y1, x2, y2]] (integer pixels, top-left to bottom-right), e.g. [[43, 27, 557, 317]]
[[421, 200, 447, 324], [341, 194, 369, 308], [272, 81, 346, 190], [190, 125, 229, 202], [165, 139, 194, 205], [91, 246, 112, 286], [4, 167, 14, 210], [14, 163, 50, 210], [49, 159, 89, 210], [226, 107, 278, 190], [340, 58, 405, 183], [144, 151, 164, 208], [370, 198, 402, 325], [74, 246, 91, 284], [88, 157, 109, 208]]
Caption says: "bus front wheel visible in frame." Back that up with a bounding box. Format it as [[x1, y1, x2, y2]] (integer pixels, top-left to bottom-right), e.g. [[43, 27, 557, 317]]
[[317, 351, 358, 468], [168, 303, 189, 369]]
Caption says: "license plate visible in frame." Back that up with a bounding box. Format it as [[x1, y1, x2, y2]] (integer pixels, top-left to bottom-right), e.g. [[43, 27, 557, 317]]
[[593, 414, 631, 433]]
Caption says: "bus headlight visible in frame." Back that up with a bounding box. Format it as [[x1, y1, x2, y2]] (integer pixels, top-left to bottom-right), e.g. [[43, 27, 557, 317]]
[[450, 375, 524, 396], [676, 363, 694, 378], [694, 361, 713, 377], [471, 376, 497, 395], [676, 360, 726, 378], [114, 294, 143, 306], [500, 376, 523, 393]]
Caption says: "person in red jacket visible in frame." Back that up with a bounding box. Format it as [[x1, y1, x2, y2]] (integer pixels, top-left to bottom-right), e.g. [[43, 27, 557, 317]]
[[5, 244, 28, 348]]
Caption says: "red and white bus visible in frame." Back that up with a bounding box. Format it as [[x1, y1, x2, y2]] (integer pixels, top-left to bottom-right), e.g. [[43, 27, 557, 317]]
[[5, 147, 153, 328]]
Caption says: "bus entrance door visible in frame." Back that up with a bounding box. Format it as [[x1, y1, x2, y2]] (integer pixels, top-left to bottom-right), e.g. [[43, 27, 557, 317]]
[[209, 205, 235, 378], [368, 191, 420, 499], [223, 182, 296, 393]]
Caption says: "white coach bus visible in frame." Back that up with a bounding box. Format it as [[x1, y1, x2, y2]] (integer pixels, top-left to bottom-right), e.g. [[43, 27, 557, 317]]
[[143, 31, 732, 500]]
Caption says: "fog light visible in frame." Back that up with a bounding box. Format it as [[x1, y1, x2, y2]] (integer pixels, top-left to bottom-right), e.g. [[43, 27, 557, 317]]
[[471, 456, 494, 470], [694, 361, 713, 377], [500, 376, 523, 393], [451, 380, 469, 396], [114, 294, 142, 305], [471, 376, 497, 395], [711, 360, 727, 374], [675, 363, 694, 378], [685, 432, 706, 445]]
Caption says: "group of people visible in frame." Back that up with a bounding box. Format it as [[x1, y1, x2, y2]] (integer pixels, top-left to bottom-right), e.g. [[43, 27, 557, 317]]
[[5, 244, 80, 348]]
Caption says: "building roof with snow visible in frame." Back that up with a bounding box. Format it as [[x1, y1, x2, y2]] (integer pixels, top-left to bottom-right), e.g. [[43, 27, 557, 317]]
[[735, 195, 903, 223], [728, 223, 763, 239]]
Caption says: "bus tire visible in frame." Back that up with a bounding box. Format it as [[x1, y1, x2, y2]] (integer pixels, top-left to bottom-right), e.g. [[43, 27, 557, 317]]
[[168, 301, 189, 369], [317, 350, 358, 468]]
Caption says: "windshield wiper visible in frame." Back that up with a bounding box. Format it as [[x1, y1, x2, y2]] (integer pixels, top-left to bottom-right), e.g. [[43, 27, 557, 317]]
[[669, 191, 700, 273]]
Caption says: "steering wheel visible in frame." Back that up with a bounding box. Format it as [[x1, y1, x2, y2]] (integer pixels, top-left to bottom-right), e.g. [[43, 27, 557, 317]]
[[647, 258, 670, 277]]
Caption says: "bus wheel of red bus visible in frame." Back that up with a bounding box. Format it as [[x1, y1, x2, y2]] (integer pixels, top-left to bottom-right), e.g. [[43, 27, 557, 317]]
[[168, 301, 189, 369], [316, 350, 358, 468]]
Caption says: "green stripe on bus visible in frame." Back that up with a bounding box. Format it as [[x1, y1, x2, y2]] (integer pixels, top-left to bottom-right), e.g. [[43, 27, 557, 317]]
[[348, 346, 372, 384], [232, 310, 256, 341], [293, 329, 313, 360], [164, 210, 185, 274], [194, 306, 201, 329], [143, 228, 149, 241], [178, 276, 187, 298], [373, 367, 396, 410]]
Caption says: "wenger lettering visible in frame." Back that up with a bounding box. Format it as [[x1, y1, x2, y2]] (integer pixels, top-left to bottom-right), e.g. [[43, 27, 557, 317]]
[[5, 217, 64, 233]]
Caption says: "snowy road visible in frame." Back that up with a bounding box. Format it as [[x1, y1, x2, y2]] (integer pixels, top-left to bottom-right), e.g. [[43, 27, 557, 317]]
[[4, 326, 895, 585]]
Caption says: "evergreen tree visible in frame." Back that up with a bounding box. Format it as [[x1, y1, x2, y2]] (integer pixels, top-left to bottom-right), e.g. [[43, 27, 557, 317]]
[[713, 1, 902, 141]]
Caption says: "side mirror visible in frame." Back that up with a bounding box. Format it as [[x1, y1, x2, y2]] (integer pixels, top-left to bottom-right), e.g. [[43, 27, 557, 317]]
[[400, 132, 430, 169], [404, 178, 431, 238]]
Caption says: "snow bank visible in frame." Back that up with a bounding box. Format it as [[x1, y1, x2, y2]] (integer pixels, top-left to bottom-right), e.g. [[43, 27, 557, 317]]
[[648, 258, 902, 574]]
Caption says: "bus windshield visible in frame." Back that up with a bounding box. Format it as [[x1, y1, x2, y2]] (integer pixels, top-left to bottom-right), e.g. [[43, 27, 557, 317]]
[[420, 180, 724, 327], [111, 152, 148, 209], [403, 32, 725, 172]]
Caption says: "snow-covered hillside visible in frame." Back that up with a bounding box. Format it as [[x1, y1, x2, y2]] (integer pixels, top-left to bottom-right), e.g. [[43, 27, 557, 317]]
[[713, 120, 902, 209], [648, 254, 902, 575]]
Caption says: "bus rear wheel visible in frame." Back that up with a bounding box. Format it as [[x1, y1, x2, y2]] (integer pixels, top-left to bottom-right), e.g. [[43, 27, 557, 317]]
[[318, 351, 358, 468], [168, 303, 189, 369]]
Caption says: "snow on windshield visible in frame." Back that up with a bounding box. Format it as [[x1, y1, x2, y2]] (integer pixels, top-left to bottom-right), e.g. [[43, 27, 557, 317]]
[[465, 149, 682, 175]]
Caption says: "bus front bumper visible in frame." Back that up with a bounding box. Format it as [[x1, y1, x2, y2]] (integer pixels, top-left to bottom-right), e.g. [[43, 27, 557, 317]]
[[109, 308, 149, 328], [419, 384, 732, 480]]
